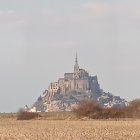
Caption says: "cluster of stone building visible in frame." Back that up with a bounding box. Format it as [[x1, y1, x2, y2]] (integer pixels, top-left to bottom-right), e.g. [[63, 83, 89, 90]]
[[29, 54, 128, 112], [46, 54, 100, 96]]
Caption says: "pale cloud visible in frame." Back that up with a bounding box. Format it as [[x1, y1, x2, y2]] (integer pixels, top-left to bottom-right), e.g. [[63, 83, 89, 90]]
[[0, 10, 16, 15], [80, 2, 111, 16], [0, 10, 17, 18], [80, 1, 140, 19], [40, 9, 54, 17], [0, 10, 21, 23], [130, 9, 140, 19], [37, 1, 140, 26]]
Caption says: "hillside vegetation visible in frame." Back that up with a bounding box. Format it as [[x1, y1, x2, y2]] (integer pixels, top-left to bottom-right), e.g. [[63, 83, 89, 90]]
[[72, 99, 140, 119]]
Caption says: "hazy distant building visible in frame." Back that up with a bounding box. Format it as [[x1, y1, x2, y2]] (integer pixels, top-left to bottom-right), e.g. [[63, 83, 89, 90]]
[[47, 54, 100, 96], [31, 54, 128, 112]]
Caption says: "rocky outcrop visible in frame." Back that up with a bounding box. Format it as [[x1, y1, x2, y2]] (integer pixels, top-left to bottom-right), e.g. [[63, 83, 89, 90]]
[[31, 88, 128, 112]]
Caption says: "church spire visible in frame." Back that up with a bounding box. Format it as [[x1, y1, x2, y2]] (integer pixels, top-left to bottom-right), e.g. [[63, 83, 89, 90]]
[[75, 53, 78, 65], [74, 53, 79, 72]]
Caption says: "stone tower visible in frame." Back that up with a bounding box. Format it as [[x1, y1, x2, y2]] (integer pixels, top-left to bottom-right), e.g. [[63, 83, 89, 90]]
[[74, 53, 80, 79]]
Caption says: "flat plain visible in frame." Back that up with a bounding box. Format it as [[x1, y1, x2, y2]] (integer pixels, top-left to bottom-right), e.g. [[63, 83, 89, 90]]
[[0, 118, 140, 140]]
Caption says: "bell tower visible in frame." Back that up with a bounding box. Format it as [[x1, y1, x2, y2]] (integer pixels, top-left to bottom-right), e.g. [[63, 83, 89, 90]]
[[74, 53, 80, 79]]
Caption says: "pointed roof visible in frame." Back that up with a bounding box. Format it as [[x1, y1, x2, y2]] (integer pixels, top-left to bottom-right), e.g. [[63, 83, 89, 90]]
[[74, 53, 79, 69], [75, 53, 78, 64]]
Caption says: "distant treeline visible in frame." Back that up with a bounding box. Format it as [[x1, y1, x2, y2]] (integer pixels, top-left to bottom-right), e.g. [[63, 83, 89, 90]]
[[72, 99, 140, 119], [14, 98, 140, 120]]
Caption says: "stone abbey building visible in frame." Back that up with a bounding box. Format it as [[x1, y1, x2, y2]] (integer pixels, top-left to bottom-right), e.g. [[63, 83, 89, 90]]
[[31, 55, 128, 112], [48, 54, 100, 96]]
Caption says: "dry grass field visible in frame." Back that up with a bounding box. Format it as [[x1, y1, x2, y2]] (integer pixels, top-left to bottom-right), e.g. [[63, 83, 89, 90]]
[[0, 118, 140, 140]]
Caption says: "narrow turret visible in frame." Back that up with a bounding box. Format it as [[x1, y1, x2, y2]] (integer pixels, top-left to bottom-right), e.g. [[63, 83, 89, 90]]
[[74, 53, 79, 72]]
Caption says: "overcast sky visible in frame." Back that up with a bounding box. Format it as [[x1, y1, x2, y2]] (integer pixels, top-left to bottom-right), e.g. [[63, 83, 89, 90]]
[[0, 0, 140, 112]]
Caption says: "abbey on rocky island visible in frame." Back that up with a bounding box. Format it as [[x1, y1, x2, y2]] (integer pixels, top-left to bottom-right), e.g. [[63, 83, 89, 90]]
[[30, 54, 128, 112]]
